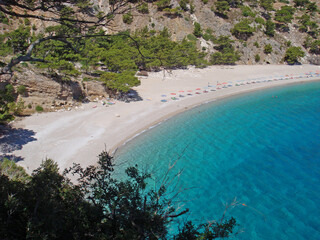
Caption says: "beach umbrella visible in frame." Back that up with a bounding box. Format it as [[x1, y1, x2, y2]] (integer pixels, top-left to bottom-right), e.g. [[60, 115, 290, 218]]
[[161, 94, 167, 97], [222, 82, 227, 84], [196, 88, 201, 90], [171, 93, 176, 95], [179, 90, 185, 92], [161, 99, 167, 102], [187, 90, 193, 92]]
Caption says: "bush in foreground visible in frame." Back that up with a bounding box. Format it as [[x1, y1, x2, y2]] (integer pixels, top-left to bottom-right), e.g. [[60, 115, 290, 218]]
[[0, 151, 238, 239]]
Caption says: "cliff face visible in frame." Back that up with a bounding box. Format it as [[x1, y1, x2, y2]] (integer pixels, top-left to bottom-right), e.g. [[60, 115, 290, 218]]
[[105, 0, 319, 65], [1, 0, 319, 111]]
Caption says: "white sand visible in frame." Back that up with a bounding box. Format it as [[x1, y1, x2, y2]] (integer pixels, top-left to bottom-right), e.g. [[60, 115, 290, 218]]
[[9, 65, 320, 173]]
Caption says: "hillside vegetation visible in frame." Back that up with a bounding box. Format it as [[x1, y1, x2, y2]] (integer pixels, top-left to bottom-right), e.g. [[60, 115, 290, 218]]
[[0, 0, 319, 120]]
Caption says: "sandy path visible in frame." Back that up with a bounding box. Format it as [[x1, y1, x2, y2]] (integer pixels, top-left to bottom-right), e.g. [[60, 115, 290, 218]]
[[8, 65, 320, 173]]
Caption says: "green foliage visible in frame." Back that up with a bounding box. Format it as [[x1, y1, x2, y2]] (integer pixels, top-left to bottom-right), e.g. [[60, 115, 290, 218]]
[[0, 84, 23, 123], [306, 2, 318, 12], [231, 19, 255, 40], [254, 41, 260, 48], [305, 38, 320, 54], [264, 44, 273, 54], [310, 40, 320, 54], [202, 29, 215, 41], [293, 0, 309, 7], [24, 18, 30, 26], [193, 22, 202, 38], [265, 19, 275, 36], [214, 1, 230, 17], [156, 0, 171, 10], [0, 158, 29, 182], [100, 71, 140, 94], [17, 85, 27, 95], [137, 2, 149, 13], [123, 12, 133, 24], [202, 0, 209, 4], [35, 105, 44, 112], [0, 11, 9, 24], [284, 46, 305, 64], [0, 152, 238, 239], [190, 1, 195, 13], [255, 54, 260, 62], [163, 7, 183, 16], [298, 14, 318, 37], [241, 6, 255, 17], [259, 0, 274, 10], [274, 5, 295, 24], [210, 36, 240, 65], [187, 34, 198, 41], [4, 25, 31, 54], [179, 0, 189, 11], [255, 17, 265, 25]]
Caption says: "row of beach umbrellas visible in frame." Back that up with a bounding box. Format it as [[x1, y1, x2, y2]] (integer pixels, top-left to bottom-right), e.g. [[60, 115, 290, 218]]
[[160, 71, 320, 103]]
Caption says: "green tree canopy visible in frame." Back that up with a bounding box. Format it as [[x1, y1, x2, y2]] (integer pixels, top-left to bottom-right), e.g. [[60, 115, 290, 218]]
[[284, 46, 305, 64], [231, 19, 255, 40]]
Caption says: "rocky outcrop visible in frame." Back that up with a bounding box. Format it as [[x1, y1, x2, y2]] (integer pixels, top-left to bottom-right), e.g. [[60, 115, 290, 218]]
[[11, 68, 108, 112]]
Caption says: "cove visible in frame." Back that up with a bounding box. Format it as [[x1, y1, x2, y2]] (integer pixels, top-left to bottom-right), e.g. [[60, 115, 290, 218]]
[[115, 81, 320, 239]]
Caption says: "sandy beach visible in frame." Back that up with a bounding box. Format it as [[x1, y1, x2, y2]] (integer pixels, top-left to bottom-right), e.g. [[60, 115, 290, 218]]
[[6, 65, 320, 173]]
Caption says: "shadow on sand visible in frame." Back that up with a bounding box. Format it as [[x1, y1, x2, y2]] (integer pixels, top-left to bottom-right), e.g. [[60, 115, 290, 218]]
[[0, 125, 36, 162]]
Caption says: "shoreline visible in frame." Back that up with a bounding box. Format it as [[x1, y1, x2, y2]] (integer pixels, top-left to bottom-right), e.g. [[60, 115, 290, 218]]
[[112, 78, 320, 154], [5, 65, 320, 173]]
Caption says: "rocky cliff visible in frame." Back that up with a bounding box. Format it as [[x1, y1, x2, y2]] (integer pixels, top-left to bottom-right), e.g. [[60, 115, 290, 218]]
[[0, 0, 319, 112]]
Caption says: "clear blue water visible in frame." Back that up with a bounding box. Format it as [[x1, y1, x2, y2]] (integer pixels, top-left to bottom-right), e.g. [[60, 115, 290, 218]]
[[115, 81, 320, 239]]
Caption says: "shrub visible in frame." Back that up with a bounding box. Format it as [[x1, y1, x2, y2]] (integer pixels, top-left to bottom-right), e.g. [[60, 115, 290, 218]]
[[264, 44, 273, 54], [187, 34, 198, 41], [193, 22, 202, 38], [265, 19, 275, 36], [259, 0, 274, 10], [214, 1, 230, 17], [137, 3, 149, 14], [190, 2, 195, 13], [254, 41, 260, 48], [275, 6, 295, 24], [293, 0, 309, 7], [0, 11, 9, 24], [179, 0, 189, 11], [255, 54, 260, 62], [241, 6, 255, 17], [122, 12, 133, 24], [202, 0, 208, 4], [156, 0, 171, 10], [35, 105, 44, 112], [255, 17, 265, 25], [309, 40, 320, 54], [284, 46, 305, 64], [17, 85, 26, 95], [231, 19, 255, 40]]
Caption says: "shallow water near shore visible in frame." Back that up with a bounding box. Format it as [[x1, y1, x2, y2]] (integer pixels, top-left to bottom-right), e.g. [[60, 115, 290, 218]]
[[115, 81, 320, 239]]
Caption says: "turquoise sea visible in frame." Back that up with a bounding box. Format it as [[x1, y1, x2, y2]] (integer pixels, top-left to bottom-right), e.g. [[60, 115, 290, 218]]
[[115, 81, 320, 239]]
